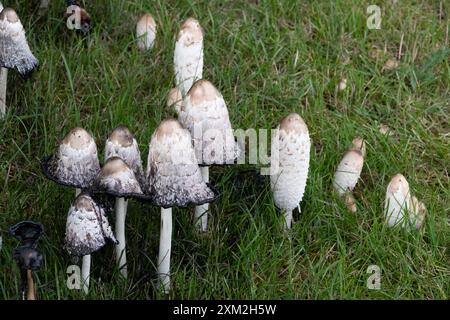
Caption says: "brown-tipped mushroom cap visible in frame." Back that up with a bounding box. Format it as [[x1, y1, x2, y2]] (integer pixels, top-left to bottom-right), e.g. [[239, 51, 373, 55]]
[[146, 118, 217, 207], [109, 125, 134, 148], [94, 157, 142, 195], [279, 113, 309, 134], [187, 79, 220, 106], [136, 13, 156, 50], [333, 149, 364, 196], [0, 8, 39, 75], [48, 127, 100, 188], [177, 17, 203, 45], [65, 193, 117, 257]]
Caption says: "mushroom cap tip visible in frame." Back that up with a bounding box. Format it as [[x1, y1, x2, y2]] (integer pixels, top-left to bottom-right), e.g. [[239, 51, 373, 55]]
[[0, 7, 19, 23], [279, 113, 308, 133], [62, 127, 94, 149], [109, 125, 134, 147]]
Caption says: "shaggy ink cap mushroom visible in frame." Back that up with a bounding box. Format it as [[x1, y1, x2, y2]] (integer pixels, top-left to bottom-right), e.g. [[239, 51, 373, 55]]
[[43, 127, 100, 188], [0, 8, 39, 75], [146, 118, 218, 208], [180, 79, 241, 165], [136, 13, 156, 51], [65, 193, 117, 257], [9, 221, 44, 248]]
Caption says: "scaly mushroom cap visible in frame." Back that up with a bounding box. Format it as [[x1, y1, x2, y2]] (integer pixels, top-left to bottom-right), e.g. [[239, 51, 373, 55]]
[[0, 8, 39, 75], [174, 17, 204, 95], [384, 174, 411, 227], [146, 118, 216, 207], [179, 79, 241, 165], [94, 157, 142, 195], [333, 149, 364, 196], [65, 193, 117, 257], [104, 125, 144, 184], [167, 87, 183, 114], [270, 113, 310, 211], [51, 127, 100, 188], [136, 13, 156, 51]]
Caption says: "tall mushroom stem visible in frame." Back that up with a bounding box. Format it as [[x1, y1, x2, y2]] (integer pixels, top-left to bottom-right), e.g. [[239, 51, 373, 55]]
[[194, 166, 209, 232], [158, 207, 172, 294], [284, 210, 293, 230], [26, 269, 36, 300], [81, 254, 91, 294], [0, 67, 7, 119], [115, 197, 128, 278]]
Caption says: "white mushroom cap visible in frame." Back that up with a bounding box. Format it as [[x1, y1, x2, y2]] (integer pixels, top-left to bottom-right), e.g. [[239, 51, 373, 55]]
[[104, 125, 144, 184], [270, 113, 310, 211], [174, 17, 204, 95], [0, 8, 38, 75], [95, 157, 142, 195], [179, 79, 241, 165], [136, 13, 156, 51], [384, 174, 411, 227], [408, 196, 427, 230], [167, 87, 183, 114], [333, 149, 364, 196], [146, 118, 216, 207], [65, 193, 117, 257], [52, 127, 100, 188]]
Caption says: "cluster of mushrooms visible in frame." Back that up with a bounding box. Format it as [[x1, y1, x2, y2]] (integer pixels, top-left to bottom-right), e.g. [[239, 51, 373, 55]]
[[1, 4, 428, 298]]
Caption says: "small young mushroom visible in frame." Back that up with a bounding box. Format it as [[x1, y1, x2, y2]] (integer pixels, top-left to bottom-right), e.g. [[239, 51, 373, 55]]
[[384, 174, 426, 230], [146, 118, 218, 293], [167, 87, 183, 115], [9, 221, 44, 300], [0, 7, 39, 118], [333, 147, 364, 213], [174, 17, 204, 95], [65, 193, 117, 293], [91, 157, 143, 278], [43, 127, 100, 195], [337, 78, 347, 92], [270, 113, 311, 229], [136, 13, 156, 51], [179, 79, 240, 232], [351, 136, 366, 157]]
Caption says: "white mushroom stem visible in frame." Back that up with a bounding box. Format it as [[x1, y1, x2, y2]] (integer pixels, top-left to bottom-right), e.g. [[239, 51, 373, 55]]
[[158, 207, 172, 294], [81, 254, 91, 294], [194, 166, 209, 232], [284, 210, 293, 230], [115, 197, 128, 278], [0, 67, 7, 119]]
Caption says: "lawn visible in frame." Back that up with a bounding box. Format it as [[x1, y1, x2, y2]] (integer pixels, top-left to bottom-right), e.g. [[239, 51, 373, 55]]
[[0, 0, 448, 299]]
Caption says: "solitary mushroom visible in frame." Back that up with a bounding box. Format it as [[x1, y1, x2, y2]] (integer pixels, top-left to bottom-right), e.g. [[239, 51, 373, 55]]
[[42, 127, 100, 195], [179, 79, 240, 232], [65, 193, 117, 293], [146, 118, 218, 293], [9, 221, 44, 300], [136, 13, 156, 51], [91, 157, 144, 278], [270, 113, 311, 229], [167, 87, 183, 115], [0, 7, 39, 118], [174, 17, 204, 96], [333, 138, 365, 213], [384, 174, 426, 230]]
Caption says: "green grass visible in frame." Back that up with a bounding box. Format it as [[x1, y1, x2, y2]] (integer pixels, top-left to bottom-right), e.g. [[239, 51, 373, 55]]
[[0, 0, 449, 299]]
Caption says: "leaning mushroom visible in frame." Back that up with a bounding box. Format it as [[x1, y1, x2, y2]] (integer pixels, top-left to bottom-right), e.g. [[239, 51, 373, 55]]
[[9, 221, 44, 300], [136, 13, 156, 51], [146, 118, 218, 293], [0, 7, 39, 118], [65, 193, 117, 293], [179, 79, 240, 232], [332, 138, 365, 213], [270, 113, 311, 229], [42, 127, 100, 195], [174, 17, 204, 96], [384, 174, 426, 230], [90, 157, 143, 278]]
